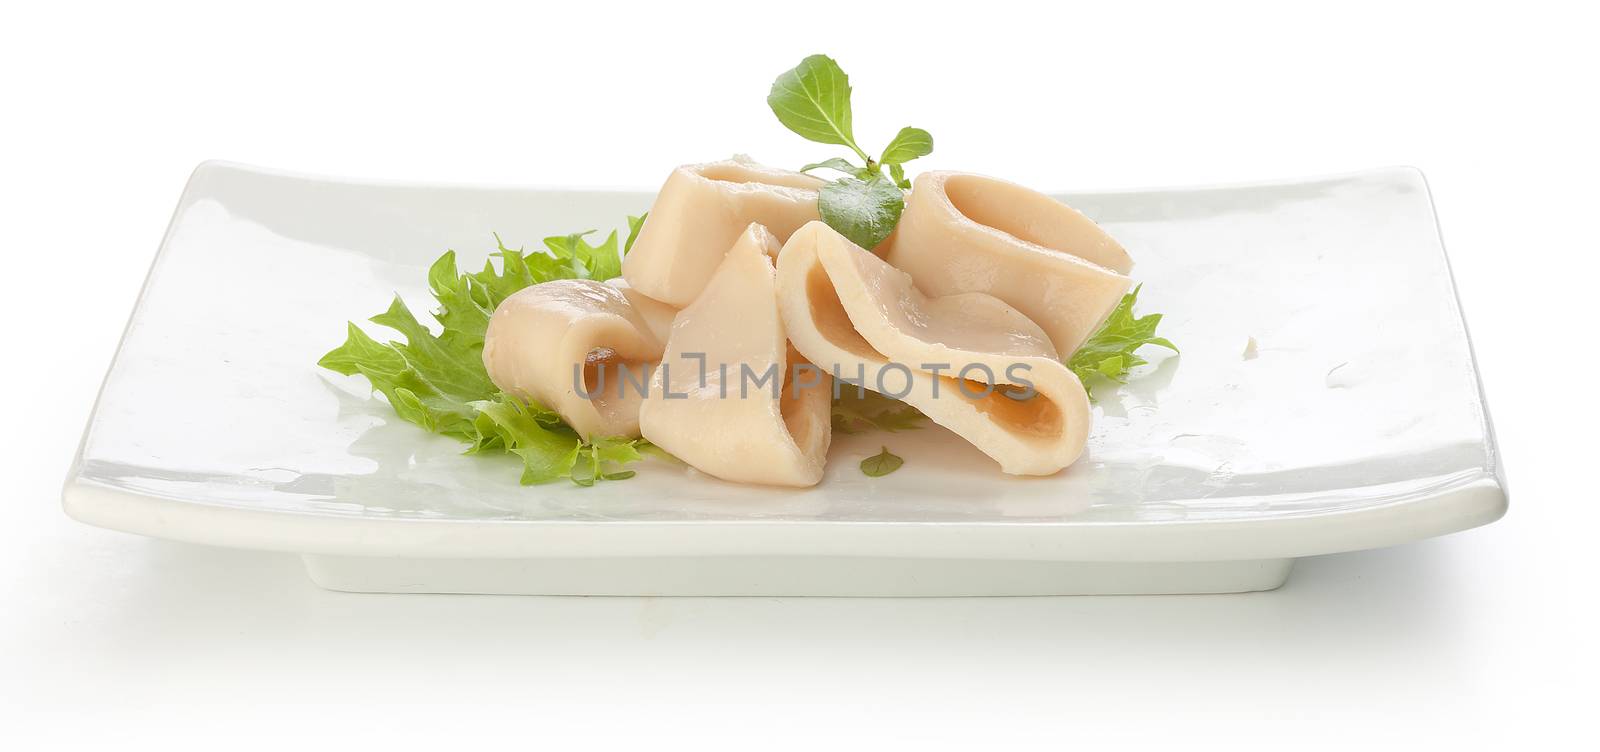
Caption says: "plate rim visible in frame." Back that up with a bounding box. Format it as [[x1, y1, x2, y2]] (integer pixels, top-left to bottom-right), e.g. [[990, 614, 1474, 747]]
[[62, 474, 1504, 561]]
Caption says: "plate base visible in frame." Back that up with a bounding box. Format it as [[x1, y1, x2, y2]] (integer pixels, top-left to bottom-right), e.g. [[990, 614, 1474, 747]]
[[301, 555, 1294, 596]]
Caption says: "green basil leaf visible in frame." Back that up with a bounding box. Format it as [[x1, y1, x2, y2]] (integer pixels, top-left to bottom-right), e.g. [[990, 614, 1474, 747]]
[[859, 446, 904, 477], [801, 158, 868, 178], [767, 54, 869, 162], [879, 126, 933, 166], [818, 175, 905, 250], [888, 163, 910, 190]]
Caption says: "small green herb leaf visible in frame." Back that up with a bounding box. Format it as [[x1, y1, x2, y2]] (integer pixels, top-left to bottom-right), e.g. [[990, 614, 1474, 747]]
[[879, 127, 933, 166], [770, 56, 934, 250], [887, 163, 910, 190], [800, 158, 868, 178], [860, 446, 904, 477], [1067, 285, 1179, 385], [818, 175, 905, 249], [767, 54, 869, 163]]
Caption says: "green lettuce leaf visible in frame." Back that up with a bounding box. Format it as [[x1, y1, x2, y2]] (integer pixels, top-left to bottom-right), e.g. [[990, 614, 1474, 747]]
[[1067, 285, 1179, 385], [570, 436, 651, 486], [470, 395, 583, 485], [317, 321, 481, 441], [831, 389, 926, 435], [818, 175, 905, 250], [624, 213, 648, 255], [319, 217, 652, 486]]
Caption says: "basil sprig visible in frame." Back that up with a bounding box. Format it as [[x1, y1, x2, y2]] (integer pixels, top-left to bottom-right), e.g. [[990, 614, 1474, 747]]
[[768, 55, 933, 249]]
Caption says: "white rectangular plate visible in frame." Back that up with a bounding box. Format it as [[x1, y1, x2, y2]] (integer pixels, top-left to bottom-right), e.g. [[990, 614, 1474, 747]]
[[63, 162, 1506, 595]]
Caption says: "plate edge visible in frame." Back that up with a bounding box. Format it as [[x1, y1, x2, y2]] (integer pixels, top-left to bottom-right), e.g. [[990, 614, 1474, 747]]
[[62, 474, 1505, 563]]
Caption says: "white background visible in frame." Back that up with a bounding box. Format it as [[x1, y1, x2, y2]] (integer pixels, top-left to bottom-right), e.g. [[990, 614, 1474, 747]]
[[3, 1, 1596, 748]]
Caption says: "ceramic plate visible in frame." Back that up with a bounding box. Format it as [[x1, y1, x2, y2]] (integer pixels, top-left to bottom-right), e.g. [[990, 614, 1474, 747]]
[[62, 162, 1506, 595]]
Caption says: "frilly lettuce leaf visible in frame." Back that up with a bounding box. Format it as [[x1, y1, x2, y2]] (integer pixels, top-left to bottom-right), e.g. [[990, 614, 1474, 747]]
[[1067, 285, 1179, 386], [319, 215, 651, 486], [831, 389, 926, 435]]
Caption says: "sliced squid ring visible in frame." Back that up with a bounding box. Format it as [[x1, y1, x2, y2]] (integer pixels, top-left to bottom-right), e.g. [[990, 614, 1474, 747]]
[[482, 279, 663, 441], [639, 224, 831, 487], [778, 221, 1091, 476], [606, 278, 679, 346], [621, 157, 823, 307], [886, 171, 1133, 355]]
